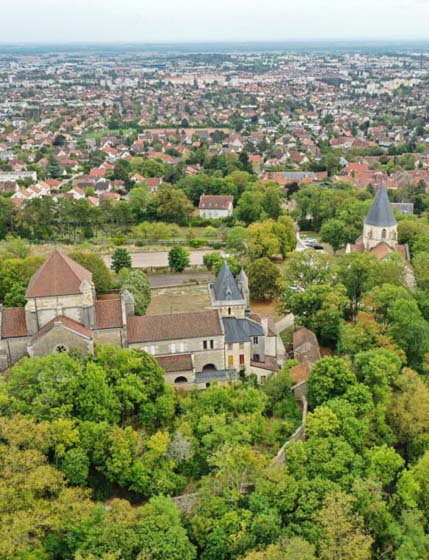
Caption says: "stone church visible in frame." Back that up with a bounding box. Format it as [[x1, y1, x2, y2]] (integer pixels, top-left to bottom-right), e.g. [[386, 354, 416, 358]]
[[0, 251, 278, 388], [347, 182, 410, 261]]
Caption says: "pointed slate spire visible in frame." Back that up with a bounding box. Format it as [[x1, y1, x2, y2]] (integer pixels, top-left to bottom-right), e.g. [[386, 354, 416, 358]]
[[365, 182, 397, 227], [212, 261, 242, 301]]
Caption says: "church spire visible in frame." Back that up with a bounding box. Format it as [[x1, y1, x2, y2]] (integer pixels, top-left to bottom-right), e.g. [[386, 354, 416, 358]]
[[365, 182, 397, 228]]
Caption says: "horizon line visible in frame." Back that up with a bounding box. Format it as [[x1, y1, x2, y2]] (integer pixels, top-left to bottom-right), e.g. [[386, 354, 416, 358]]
[[2, 38, 429, 45]]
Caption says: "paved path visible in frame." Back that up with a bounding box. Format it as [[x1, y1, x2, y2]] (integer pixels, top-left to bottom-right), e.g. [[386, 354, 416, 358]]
[[103, 249, 222, 270], [274, 313, 294, 334]]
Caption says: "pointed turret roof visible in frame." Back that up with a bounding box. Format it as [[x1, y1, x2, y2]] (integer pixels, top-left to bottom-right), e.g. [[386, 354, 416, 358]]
[[26, 250, 93, 298], [212, 261, 242, 301], [365, 182, 397, 228], [237, 268, 248, 283]]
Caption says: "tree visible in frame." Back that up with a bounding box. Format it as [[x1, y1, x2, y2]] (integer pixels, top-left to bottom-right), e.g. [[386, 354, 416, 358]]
[[281, 250, 335, 291], [387, 298, 429, 371], [353, 348, 401, 405], [318, 492, 373, 560], [111, 248, 132, 274], [413, 251, 429, 293], [246, 258, 280, 301], [129, 186, 149, 222], [138, 496, 196, 560], [226, 226, 248, 255], [69, 251, 112, 293], [61, 447, 90, 486], [307, 356, 357, 409], [248, 218, 296, 259], [388, 368, 429, 460], [262, 185, 283, 219], [320, 218, 348, 253], [0, 197, 14, 240], [119, 269, 151, 315], [0, 256, 45, 305], [282, 284, 348, 346], [203, 252, 241, 276], [236, 190, 264, 224], [337, 253, 379, 319], [244, 538, 316, 560], [156, 186, 194, 225], [168, 245, 190, 272]]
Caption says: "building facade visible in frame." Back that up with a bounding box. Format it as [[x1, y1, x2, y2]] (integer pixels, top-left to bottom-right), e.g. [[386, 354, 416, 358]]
[[0, 252, 278, 388]]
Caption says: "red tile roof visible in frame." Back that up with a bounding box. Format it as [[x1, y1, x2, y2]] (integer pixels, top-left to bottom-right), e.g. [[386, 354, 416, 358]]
[[1, 307, 28, 338], [95, 299, 123, 329], [30, 315, 92, 343], [199, 195, 233, 210], [290, 363, 311, 385], [156, 353, 193, 373], [26, 250, 92, 298], [127, 310, 222, 344]]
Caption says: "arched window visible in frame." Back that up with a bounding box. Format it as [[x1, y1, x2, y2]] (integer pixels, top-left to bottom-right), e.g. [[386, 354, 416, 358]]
[[55, 344, 68, 353], [202, 363, 217, 372], [174, 376, 188, 384], [382, 228, 387, 239], [228, 307, 232, 315]]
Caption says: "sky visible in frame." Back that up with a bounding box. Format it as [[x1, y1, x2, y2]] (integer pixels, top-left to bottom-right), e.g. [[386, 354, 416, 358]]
[[1, 0, 429, 43]]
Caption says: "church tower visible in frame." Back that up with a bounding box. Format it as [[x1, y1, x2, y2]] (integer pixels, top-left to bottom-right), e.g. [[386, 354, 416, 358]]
[[363, 183, 398, 251]]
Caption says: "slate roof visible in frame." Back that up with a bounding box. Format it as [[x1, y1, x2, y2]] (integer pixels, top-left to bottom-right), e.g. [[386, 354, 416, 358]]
[[95, 299, 123, 329], [222, 317, 264, 344], [391, 202, 414, 215], [127, 310, 222, 343], [365, 182, 397, 227], [26, 250, 92, 298], [212, 261, 243, 301]]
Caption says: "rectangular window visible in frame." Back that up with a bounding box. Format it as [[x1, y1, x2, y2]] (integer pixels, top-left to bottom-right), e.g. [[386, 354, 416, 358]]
[[227, 343, 233, 351], [203, 340, 208, 350], [228, 355, 234, 367], [239, 354, 245, 365], [210, 340, 215, 349], [170, 343, 176, 353], [179, 342, 185, 353], [261, 376, 266, 384], [239, 343, 244, 350], [150, 346, 156, 355], [253, 337, 258, 344]]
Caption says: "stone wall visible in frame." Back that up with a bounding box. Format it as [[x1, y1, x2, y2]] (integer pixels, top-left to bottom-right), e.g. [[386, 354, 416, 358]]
[[28, 324, 93, 358]]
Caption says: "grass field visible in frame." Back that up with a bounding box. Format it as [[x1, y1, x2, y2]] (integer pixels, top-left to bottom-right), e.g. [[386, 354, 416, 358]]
[[147, 284, 211, 316]]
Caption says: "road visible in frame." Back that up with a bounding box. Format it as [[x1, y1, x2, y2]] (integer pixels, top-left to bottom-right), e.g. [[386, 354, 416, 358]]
[[148, 272, 214, 288], [103, 249, 223, 270]]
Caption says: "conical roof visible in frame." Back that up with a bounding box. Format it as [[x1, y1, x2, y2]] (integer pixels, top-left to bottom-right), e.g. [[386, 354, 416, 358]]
[[212, 261, 242, 301], [26, 250, 92, 298], [365, 183, 397, 228]]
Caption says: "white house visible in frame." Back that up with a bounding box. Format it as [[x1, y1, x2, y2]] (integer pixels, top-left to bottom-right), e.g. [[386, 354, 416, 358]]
[[198, 195, 233, 219]]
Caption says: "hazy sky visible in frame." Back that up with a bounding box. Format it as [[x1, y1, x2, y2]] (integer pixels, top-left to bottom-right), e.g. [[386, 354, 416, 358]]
[[2, 0, 429, 43]]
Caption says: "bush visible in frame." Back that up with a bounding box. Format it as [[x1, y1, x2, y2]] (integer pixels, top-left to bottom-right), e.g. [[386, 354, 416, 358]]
[[168, 246, 190, 272], [111, 235, 128, 246], [119, 269, 151, 315], [188, 239, 206, 248], [111, 248, 132, 274], [69, 252, 113, 293]]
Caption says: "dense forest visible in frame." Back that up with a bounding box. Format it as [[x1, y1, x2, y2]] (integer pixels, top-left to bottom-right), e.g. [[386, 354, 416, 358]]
[[2, 182, 429, 558]]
